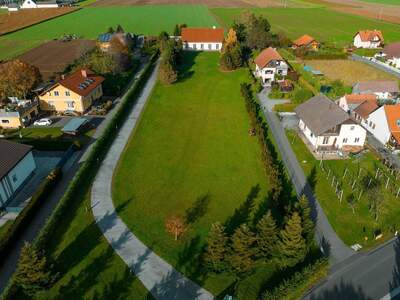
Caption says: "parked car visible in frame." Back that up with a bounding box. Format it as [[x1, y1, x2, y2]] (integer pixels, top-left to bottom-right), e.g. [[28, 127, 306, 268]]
[[33, 118, 52, 126]]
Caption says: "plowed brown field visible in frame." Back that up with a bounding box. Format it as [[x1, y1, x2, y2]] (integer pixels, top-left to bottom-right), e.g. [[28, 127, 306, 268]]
[[0, 7, 77, 35]]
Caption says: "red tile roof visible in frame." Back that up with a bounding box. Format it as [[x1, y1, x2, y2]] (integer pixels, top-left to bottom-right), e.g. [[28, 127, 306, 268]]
[[383, 42, 400, 59], [384, 104, 400, 135], [293, 34, 317, 47], [345, 94, 377, 104], [59, 69, 104, 97], [181, 28, 224, 43], [356, 30, 384, 42], [254, 47, 283, 69], [353, 100, 379, 119]]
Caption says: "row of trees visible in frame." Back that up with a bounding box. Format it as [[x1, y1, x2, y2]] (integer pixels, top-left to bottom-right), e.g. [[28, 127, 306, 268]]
[[204, 196, 315, 274], [158, 31, 182, 85]]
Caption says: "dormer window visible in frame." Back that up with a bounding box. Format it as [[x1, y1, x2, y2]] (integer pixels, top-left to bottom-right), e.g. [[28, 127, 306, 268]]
[[396, 119, 400, 127]]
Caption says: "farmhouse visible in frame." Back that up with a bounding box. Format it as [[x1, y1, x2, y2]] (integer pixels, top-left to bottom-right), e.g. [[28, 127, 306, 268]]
[[365, 104, 400, 149], [292, 34, 319, 50], [353, 30, 384, 49], [382, 42, 400, 68], [39, 69, 104, 114], [0, 140, 36, 207], [295, 95, 366, 153], [21, 0, 59, 8], [353, 80, 399, 100], [254, 47, 288, 87], [0, 97, 39, 129], [338, 94, 377, 113], [181, 27, 224, 51]]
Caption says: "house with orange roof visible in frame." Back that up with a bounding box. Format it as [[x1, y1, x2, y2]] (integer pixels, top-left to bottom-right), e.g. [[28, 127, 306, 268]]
[[181, 27, 224, 52], [365, 104, 400, 149], [39, 69, 104, 114], [338, 94, 377, 113], [353, 30, 384, 49], [292, 34, 319, 50], [254, 47, 288, 86]]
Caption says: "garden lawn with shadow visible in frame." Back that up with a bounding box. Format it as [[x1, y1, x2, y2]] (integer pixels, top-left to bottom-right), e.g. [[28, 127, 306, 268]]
[[112, 52, 277, 297]]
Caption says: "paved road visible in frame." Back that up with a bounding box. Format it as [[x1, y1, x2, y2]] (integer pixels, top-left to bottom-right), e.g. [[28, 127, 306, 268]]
[[351, 54, 400, 79], [257, 90, 354, 264], [91, 61, 213, 300], [367, 134, 400, 169], [304, 237, 400, 300]]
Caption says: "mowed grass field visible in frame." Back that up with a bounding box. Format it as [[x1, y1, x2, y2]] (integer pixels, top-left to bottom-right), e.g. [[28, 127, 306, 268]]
[[212, 7, 400, 46], [0, 5, 218, 60], [305, 59, 399, 85], [112, 52, 271, 296], [358, 0, 400, 5]]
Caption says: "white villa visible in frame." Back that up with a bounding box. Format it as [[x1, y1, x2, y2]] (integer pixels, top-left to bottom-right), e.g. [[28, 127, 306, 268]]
[[353, 30, 384, 49], [181, 27, 224, 52], [254, 47, 288, 87], [295, 95, 366, 154]]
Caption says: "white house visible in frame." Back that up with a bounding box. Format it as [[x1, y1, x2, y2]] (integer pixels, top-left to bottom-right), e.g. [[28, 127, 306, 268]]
[[365, 104, 400, 149], [0, 140, 36, 207], [7, 3, 19, 11], [254, 47, 288, 86], [181, 27, 224, 52], [353, 30, 384, 49], [353, 81, 399, 100], [338, 94, 377, 113], [21, 0, 59, 8], [382, 42, 400, 68], [295, 95, 366, 153]]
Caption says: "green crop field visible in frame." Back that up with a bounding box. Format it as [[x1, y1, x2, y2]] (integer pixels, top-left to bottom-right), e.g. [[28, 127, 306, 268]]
[[358, 0, 400, 5], [0, 5, 218, 60], [112, 52, 276, 297], [212, 7, 400, 47]]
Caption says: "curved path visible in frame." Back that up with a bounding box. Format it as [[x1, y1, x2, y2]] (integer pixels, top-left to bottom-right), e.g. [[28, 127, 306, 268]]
[[91, 61, 214, 300]]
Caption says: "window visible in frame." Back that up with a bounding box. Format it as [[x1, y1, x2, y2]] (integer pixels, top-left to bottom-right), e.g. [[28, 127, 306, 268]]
[[397, 119, 400, 127], [372, 124, 376, 129], [216, 44, 219, 50], [48, 101, 55, 108], [201, 44, 204, 49], [343, 138, 348, 143], [354, 137, 360, 143], [278, 70, 283, 75], [369, 121, 373, 127], [1, 120, 9, 124], [322, 137, 329, 144], [265, 70, 273, 74], [66, 101, 75, 108], [310, 133, 314, 138], [12, 174, 17, 183], [193, 44, 197, 49], [65, 91, 70, 96], [54, 91, 60, 96], [208, 44, 212, 50], [350, 126, 355, 130]]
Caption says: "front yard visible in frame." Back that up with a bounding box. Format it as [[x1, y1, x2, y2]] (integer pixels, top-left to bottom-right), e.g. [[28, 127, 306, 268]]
[[287, 129, 400, 249], [112, 52, 275, 297]]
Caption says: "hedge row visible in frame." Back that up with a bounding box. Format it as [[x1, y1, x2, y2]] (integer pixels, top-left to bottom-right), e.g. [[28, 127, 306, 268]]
[[1, 52, 158, 299], [13, 138, 74, 151], [0, 167, 62, 261], [262, 259, 328, 300], [35, 52, 158, 249]]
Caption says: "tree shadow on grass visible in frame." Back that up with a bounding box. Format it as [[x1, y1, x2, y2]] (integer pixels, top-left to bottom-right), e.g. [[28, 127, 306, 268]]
[[185, 194, 210, 225], [177, 51, 199, 83], [224, 184, 260, 235], [308, 165, 318, 190]]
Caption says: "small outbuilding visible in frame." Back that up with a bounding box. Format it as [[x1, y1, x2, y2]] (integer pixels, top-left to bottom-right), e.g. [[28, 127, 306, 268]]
[[62, 118, 89, 135], [292, 34, 319, 50]]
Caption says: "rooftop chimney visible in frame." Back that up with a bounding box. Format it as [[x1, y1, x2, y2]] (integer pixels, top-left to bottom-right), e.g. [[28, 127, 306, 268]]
[[81, 70, 87, 78], [61, 74, 65, 80]]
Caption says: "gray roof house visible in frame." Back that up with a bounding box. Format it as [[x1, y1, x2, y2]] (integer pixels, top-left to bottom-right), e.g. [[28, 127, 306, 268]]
[[353, 81, 399, 99], [295, 95, 366, 154]]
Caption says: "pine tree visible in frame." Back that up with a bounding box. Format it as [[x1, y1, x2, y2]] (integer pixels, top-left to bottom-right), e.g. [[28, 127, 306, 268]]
[[256, 211, 278, 259], [204, 222, 228, 272], [107, 26, 115, 34], [159, 59, 177, 85], [229, 224, 257, 273], [15, 242, 54, 296], [277, 212, 307, 268], [116, 24, 125, 33], [173, 24, 180, 36], [297, 195, 315, 248], [219, 28, 243, 71]]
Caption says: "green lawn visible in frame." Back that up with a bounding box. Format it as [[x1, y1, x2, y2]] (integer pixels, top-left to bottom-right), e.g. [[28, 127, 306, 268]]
[[212, 7, 400, 47], [0, 5, 219, 60], [112, 52, 274, 297], [286, 130, 400, 249], [358, 0, 400, 5]]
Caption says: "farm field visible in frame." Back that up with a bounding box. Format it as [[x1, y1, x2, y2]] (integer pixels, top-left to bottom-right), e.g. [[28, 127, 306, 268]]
[[0, 7, 77, 35], [18, 39, 96, 80], [358, 0, 400, 4], [305, 60, 398, 86], [212, 7, 400, 47], [0, 5, 218, 60], [287, 130, 400, 249], [112, 52, 274, 297]]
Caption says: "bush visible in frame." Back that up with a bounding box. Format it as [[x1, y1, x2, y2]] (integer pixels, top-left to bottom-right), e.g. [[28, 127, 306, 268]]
[[0, 167, 62, 261], [293, 88, 313, 103]]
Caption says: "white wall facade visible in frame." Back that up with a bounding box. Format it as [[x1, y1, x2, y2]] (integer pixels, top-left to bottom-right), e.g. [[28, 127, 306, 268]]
[[0, 151, 36, 206], [184, 42, 222, 52], [21, 0, 37, 8], [255, 61, 288, 86], [37, 3, 58, 7], [338, 96, 350, 112], [353, 34, 381, 49], [298, 119, 318, 148], [365, 106, 391, 145]]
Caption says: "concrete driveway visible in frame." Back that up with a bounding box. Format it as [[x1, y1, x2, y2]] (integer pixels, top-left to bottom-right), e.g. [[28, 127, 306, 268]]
[[29, 116, 105, 130]]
